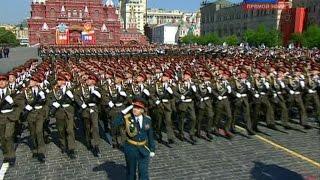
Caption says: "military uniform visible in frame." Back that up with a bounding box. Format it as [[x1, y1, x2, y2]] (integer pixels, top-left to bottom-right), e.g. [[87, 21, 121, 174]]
[[23, 76, 47, 163], [50, 76, 76, 158], [74, 75, 102, 157], [0, 75, 19, 166], [149, 75, 176, 143], [175, 71, 198, 142], [113, 100, 155, 180]]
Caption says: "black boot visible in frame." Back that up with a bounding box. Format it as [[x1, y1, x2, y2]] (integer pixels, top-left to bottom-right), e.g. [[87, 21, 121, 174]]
[[68, 150, 76, 159], [8, 158, 16, 167], [38, 153, 45, 163], [168, 139, 175, 144], [93, 146, 101, 157], [190, 135, 197, 143], [206, 132, 213, 140], [32, 153, 38, 158]]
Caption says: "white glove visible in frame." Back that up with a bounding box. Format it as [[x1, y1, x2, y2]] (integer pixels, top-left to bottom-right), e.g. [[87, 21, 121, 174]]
[[200, 98, 204, 102], [300, 81, 305, 88], [280, 81, 285, 88], [121, 105, 133, 114], [289, 90, 294, 95], [166, 87, 173, 94], [108, 101, 114, 108], [218, 96, 222, 100], [254, 94, 260, 98], [5, 96, 14, 104], [66, 90, 74, 99], [181, 95, 185, 100], [90, 109, 94, 114], [119, 91, 127, 97], [25, 104, 33, 111], [143, 89, 150, 96], [92, 90, 101, 98], [81, 103, 87, 109], [246, 82, 251, 89], [150, 152, 155, 158], [39, 91, 45, 99], [155, 100, 161, 105], [264, 82, 270, 89], [52, 102, 60, 108], [207, 87, 212, 93], [236, 93, 241, 98], [227, 86, 232, 93], [308, 89, 315, 93], [45, 89, 50, 93], [191, 85, 197, 92], [273, 93, 277, 98]]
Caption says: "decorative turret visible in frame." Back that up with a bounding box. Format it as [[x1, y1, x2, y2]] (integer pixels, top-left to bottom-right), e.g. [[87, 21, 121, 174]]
[[105, 0, 114, 7], [41, 22, 49, 31]]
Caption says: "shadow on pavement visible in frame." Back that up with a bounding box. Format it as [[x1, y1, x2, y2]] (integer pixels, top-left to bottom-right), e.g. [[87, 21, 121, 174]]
[[93, 161, 126, 180], [250, 161, 304, 180]]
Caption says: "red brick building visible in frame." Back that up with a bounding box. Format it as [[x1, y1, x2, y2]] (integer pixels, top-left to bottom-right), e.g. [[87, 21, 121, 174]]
[[28, 0, 147, 46]]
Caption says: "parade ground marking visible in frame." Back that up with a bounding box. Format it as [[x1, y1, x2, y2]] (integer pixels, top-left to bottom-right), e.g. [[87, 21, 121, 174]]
[[235, 125, 320, 169], [0, 162, 9, 180]]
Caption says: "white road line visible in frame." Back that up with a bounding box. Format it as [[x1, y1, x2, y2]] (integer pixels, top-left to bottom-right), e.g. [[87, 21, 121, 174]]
[[0, 162, 10, 180]]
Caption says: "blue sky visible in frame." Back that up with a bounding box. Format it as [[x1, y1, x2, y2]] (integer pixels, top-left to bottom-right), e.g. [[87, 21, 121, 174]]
[[0, 0, 242, 24]]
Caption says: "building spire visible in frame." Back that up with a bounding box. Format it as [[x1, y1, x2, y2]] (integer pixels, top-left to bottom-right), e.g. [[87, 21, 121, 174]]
[[106, 0, 114, 7]]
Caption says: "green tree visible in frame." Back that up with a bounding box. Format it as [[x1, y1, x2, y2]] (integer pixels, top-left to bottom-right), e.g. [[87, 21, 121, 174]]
[[0, 27, 19, 46], [243, 25, 282, 47], [302, 25, 320, 48], [224, 35, 239, 46]]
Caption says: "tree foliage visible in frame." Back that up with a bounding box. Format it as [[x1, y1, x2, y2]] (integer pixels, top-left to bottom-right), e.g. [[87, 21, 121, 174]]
[[0, 27, 19, 46]]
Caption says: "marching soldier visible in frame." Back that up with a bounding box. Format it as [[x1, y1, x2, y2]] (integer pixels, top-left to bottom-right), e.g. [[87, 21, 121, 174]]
[[102, 72, 128, 148], [0, 74, 20, 166], [149, 71, 176, 143], [230, 71, 255, 135], [251, 71, 277, 131], [175, 70, 198, 143], [285, 73, 311, 129], [50, 75, 76, 159], [212, 72, 234, 138], [23, 75, 47, 163], [195, 71, 214, 139], [75, 74, 102, 157], [113, 99, 155, 180]]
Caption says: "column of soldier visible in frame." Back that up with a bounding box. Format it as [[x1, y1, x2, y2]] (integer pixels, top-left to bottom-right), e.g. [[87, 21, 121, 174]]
[[0, 46, 319, 167]]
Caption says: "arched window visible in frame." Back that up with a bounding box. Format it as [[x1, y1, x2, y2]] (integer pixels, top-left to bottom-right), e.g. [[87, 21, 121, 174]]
[[73, 9, 78, 17], [50, 8, 55, 17]]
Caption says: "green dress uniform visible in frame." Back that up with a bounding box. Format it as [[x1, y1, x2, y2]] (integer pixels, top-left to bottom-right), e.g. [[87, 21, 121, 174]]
[[230, 79, 254, 134], [0, 87, 19, 165], [285, 77, 310, 128], [195, 81, 214, 139], [212, 80, 233, 133], [102, 83, 128, 148], [303, 76, 320, 124], [74, 85, 102, 156], [50, 85, 76, 157], [175, 80, 198, 142], [269, 78, 290, 128], [250, 78, 276, 130], [23, 86, 47, 162], [149, 81, 175, 143]]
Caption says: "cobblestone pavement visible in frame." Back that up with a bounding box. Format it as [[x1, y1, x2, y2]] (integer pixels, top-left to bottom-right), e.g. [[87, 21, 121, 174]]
[[0, 47, 38, 73], [1, 119, 319, 180]]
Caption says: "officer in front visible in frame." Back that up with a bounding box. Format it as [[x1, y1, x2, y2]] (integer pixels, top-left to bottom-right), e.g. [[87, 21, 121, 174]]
[[114, 99, 155, 180]]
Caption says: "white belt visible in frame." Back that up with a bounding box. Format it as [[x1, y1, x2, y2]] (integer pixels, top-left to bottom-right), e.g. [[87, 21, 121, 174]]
[[294, 92, 300, 95], [203, 97, 210, 101], [115, 103, 123, 107], [88, 103, 96, 107], [221, 96, 227, 100], [308, 90, 316, 94], [182, 99, 192, 103], [62, 104, 70, 108], [260, 92, 266, 95], [1, 109, 13, 114], [161, 99, 169, 103], [277, 92, 282, 95], [240, 94, 247, 97], [34, 106, 43, 110]]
